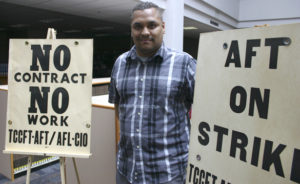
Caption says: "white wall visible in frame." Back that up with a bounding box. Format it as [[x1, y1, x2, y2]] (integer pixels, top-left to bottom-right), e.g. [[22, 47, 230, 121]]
[[140, 0, 300, 49], [238, 0, 300, 27], [184, 0, 300, 30], [163, 0, 184, 51], [184, 0, 238, 31], [202, 0, 240, 20]]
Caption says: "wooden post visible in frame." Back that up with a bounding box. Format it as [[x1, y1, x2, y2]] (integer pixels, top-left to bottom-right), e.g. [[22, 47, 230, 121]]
[[46, 28, 57, 39], [26, 156, 32, 184], [10, 154, 14, 181], [72, 158, 81, 184], [60, 157, 66, 184]]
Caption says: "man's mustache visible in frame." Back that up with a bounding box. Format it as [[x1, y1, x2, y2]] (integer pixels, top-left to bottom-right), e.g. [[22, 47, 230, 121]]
[[138, 36, 154, 41]]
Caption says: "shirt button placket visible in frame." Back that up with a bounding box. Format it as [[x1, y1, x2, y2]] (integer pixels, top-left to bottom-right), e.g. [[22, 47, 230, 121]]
[[135, 77, 143, 183], [134, 171, 138, 181]]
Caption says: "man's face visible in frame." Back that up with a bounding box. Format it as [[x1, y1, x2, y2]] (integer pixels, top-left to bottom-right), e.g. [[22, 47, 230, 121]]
[[131, 8, 165, 57]]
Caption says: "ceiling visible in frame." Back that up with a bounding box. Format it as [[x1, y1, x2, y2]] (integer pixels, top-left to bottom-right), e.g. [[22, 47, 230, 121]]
[[0, 0, 215, 38]]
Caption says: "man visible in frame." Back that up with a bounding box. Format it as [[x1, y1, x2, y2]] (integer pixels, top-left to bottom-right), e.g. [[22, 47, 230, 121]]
[[109, 2, 196, 184]]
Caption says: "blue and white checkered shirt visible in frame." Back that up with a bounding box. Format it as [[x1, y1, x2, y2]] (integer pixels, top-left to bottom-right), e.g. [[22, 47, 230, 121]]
[[109, 44, 196, 184]]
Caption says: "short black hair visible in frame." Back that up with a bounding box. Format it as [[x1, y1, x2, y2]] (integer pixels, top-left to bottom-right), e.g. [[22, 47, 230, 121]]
[[131, 1, 163, 20]]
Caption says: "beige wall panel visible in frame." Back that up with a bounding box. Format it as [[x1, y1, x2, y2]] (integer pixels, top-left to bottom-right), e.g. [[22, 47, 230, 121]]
[[66, 105, 116, 184]]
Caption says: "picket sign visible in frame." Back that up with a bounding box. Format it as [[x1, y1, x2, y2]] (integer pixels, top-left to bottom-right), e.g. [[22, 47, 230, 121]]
[[186, 23, 300, 184], [25, 28, 81, 184]]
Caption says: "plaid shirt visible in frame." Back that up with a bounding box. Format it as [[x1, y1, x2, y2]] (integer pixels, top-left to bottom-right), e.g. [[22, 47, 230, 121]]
[[109, 44, 196, 184]]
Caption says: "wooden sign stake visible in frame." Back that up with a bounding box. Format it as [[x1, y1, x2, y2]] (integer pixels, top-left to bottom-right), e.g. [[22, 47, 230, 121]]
[[26, 156, 32, 184]]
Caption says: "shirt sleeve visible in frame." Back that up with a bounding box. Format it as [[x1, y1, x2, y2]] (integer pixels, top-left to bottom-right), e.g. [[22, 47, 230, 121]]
[[184, 56, 197, 109], [108, 60, 120, 104]]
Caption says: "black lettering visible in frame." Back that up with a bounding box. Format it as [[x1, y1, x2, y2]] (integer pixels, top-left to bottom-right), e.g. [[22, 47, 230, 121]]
[[262, 140, 286, 177], [51, 116, 58, 126], [198, 121, 210, 145], [28, 114, 38, 125], [249, 88, 270, 119], [80, 73, 87, 83], [9, 129, 13, 143], [265, 37, 288, 69], [214, 125, 228, 152], [205, 171, 211, 184], [82, 133, 88, 146], [18, 130, 22, 143], [34, 131, 39, 144], [230, 130, 248, 162], [44, 131, 49, 144], [53, 45, 70, 71], [71, 74, 78, 83], [60, 116, 69, 127], [230, 86, 247, 113], [245, 39, 261, 68], [28, 130, 32, 144], [251, 137, 261, 167], [40, 115, 49, 125], [61, 73, 70, 83], [22, 130, 28, 144], [30, 45, 52, 71], [67, 132, 72, 146], [212, 174, 217, 184], [57, 132, 62, 145], [51, 73, 58, 83], [225, 40, 241, 67], [49, 132, 56, 145], [43, 73, 50, 83], [188, 164, 194, 183], [221, 180, 231, 184], [62, 132, 67, 146], [32, 73, 41, 83], [23, 73, 31, 82], [290, 148, 300, 183], [14, 72, 21, 82], [28, 86, 50, 113], [199, 169, 205, 184], [13, 130, 18, 143], [39, 131, 44, 144], [52, 87, 69, 114], [75, 133, 87, 146], [193, 167, 199, 184]]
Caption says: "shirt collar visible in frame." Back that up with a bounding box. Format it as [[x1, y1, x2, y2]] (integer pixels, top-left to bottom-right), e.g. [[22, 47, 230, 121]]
[[126, 43, 165, 63]]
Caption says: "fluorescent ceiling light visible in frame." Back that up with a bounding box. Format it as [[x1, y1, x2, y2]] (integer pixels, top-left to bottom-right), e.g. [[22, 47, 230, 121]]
[[64, 29, 81, 33], [184, 26, 197, 30]]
